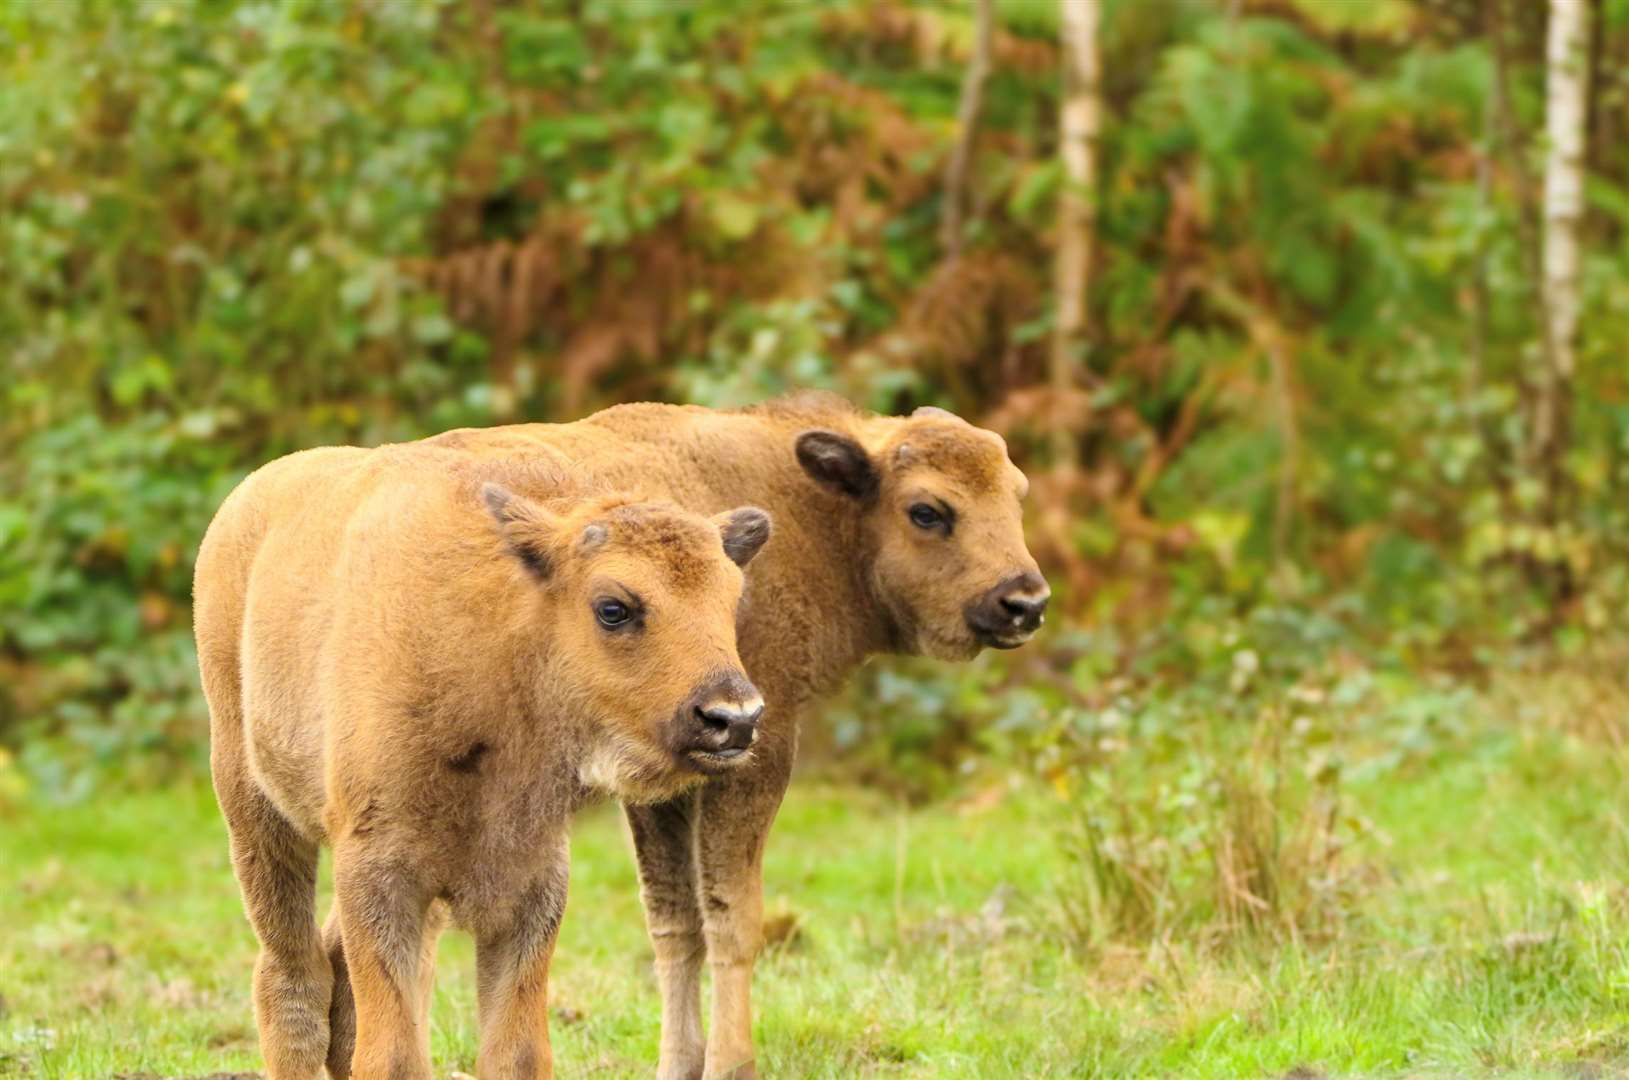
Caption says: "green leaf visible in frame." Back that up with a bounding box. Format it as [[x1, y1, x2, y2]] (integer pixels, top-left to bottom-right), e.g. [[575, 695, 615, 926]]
[[708, 191, 760, 241]]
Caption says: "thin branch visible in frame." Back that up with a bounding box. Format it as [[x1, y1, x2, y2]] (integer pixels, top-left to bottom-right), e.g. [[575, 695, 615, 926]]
[[1266, 322, 1299, 579], [1485, 0, 1551, 425], [940, 0, 995, 259], [1467, 86, 1512, 499], [1204, 280, 1299, 580]]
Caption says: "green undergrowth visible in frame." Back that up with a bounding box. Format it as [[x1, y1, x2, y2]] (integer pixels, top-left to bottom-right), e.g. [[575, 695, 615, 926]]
[[3, 671, 1627, 1079]]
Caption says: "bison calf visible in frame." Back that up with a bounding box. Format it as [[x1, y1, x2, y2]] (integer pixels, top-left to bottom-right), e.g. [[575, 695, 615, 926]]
[[194, 445, 771, 1080]]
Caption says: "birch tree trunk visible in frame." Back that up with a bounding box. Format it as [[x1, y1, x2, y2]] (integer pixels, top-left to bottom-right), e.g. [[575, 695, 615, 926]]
[[1535, 0, 1590, 509], [1051, 0, 1102, 470]]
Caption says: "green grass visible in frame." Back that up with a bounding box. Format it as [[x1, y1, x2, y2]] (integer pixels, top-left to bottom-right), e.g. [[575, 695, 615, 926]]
[[2, 710, 1628, 1078]]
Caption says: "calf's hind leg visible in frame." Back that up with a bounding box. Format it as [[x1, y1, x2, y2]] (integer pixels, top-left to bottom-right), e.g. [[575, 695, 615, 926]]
[[323, 905, 353, 1079], [696, 744, 794, 1080], [220, 788, 333, 1080], [626, 795, 706, 1080]]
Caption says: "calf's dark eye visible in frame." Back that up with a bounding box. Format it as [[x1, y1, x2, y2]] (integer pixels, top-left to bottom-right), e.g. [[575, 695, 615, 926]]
[[908, 504, 943, 530], [594, 599, 631, 628]]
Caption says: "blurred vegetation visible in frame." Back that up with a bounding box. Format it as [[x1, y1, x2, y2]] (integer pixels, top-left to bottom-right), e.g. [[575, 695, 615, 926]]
[[5, 0, 1629, 798]]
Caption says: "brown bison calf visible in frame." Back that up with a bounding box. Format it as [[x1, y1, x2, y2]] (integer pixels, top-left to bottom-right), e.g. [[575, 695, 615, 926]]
[[193, 444, 771, 1080], [424, 394, 1048, 1078]]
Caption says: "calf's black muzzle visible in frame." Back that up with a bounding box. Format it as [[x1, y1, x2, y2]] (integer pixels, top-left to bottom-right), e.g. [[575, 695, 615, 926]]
[[673, 668, 764, 772], [965, 571, 1051, 649]]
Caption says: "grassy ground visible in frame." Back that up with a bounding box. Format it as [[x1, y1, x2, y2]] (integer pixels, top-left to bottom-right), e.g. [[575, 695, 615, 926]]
[[2, 689, 1627, 1078]]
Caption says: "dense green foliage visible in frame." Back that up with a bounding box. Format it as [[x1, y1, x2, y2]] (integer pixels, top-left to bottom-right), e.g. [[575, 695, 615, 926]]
[[4, 0, 1629, 792]]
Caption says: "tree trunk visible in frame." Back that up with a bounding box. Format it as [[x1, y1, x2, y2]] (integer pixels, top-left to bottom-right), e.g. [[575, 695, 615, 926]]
[[1486, 0, 1548, 461], [1535, 0, 1590, 518], [1051, 0, 1102, 470], [940, 0, 994, 260]]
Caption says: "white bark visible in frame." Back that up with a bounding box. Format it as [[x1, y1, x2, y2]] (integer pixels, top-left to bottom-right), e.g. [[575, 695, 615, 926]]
[[1537, 0, 1589, 456], [1051, 0, 1102, 468]]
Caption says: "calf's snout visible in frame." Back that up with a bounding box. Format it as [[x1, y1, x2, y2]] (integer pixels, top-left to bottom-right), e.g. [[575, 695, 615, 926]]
[[965, 571, 1050, 648], [695, 698, 764, 752], [675, 669, 764, 766]]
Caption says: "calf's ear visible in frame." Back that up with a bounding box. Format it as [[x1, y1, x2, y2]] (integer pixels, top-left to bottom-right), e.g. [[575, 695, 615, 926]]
[[482, 483, 562, 580], [714, 506, 772, 568], [795, 430, 878, 502]]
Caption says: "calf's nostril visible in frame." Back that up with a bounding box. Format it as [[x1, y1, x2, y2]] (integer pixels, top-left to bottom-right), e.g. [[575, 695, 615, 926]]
[[697, 699, 763, 733], [1000, 595, 1046, 619]]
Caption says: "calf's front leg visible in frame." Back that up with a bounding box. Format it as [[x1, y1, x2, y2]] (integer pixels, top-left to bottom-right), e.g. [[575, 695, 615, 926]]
[[695, 746, 793, 1080], [331, 840, 434, 1080], [472, 841, 570, 1080], [324, 899, 445, 1080]]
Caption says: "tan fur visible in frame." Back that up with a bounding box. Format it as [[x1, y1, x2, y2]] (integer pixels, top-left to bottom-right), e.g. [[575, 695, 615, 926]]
[[415, 394, 1047, 1079], [195, 443, 770, 1080]]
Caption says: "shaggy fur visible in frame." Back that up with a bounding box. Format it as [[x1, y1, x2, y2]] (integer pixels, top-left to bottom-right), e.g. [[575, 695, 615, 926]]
[[415, 394, 1047, 1079], [195, 443, 771, 1080]]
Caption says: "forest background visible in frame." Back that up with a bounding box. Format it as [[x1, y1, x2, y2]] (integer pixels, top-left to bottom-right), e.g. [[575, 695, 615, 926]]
[[4, 1, 1629, 1076]]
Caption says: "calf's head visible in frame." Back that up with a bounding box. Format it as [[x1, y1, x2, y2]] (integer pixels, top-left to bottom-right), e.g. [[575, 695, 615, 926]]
[[482, 484, 770, 789], [795, 406, 1048, 660]]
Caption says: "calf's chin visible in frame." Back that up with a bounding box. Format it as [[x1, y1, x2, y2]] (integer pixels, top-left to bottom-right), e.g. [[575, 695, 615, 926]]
[[576, 739, 710, 806]]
